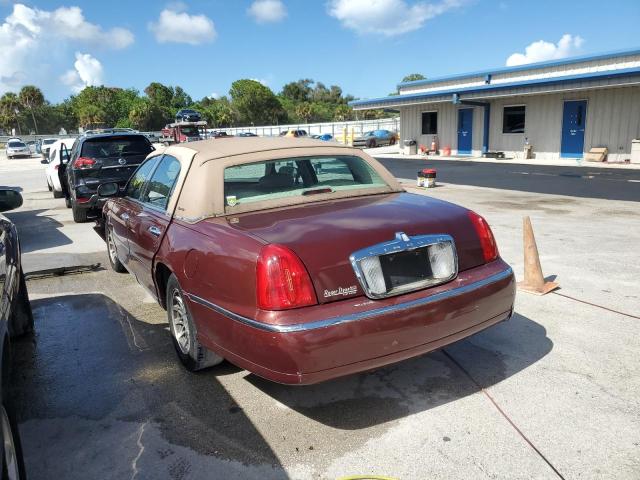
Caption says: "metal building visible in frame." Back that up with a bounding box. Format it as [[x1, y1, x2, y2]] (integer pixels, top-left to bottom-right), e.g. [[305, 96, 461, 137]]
[[350, 49, 640, 162]]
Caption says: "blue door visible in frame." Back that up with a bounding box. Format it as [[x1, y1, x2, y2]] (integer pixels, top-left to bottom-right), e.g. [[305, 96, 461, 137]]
[[561, 100, 587, 158], [457, 108, 473, 155]]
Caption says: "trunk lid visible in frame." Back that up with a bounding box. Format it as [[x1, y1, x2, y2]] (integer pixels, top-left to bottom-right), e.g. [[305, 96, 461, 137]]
[[225, 192, 486, 304]]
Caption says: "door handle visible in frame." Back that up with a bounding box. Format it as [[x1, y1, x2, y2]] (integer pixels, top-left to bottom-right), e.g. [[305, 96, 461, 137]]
[[148, 226, 162, 237], [120, 213, 130, 222]]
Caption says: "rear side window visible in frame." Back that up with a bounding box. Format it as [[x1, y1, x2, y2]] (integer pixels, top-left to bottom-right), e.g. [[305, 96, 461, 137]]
[[81, 136, 153, 159], [224, 155, 387, 207], [126, 157, 159, 200], [141, 155, 181, 210]]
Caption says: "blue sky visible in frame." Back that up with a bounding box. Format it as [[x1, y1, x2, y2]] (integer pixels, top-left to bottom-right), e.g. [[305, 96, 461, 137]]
[[1, 0, 639, 103]]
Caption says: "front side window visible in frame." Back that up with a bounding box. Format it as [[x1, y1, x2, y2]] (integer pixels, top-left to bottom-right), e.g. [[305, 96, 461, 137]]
[[126, 157, 159, 200], [422, 111, 438, 135], [141, 155, 181, 210], [503, 106, 526, 133], [224, 155, 388, 207]]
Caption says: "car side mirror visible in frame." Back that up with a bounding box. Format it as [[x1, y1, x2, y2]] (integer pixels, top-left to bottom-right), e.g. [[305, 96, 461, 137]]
[[97, 182, 119, 197], [41, 158, 49, 164], [0, 189, 23, 212]]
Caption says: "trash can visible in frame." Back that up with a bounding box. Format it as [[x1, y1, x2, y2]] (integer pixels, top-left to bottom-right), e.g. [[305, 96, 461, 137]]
[[404, 139, 417, 155], [631, 139, 640, 164]]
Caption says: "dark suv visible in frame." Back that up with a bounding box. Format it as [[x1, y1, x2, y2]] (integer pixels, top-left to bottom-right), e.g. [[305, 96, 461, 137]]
[[175, 109, 202, 122], [59, 132, 154, 223]]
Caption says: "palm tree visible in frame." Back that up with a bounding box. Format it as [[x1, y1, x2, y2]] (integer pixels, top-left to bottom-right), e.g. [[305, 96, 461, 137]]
[[0, 93, 22, 135], [18, 85, 45, 134]]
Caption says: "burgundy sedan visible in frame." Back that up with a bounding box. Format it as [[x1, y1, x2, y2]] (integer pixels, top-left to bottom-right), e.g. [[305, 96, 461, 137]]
[[101, 138, 515, 384]]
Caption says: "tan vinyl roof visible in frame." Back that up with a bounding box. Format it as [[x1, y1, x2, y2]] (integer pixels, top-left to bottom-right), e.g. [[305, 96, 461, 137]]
[[162, 138, 403, 222], [166, 137, 353, 162]]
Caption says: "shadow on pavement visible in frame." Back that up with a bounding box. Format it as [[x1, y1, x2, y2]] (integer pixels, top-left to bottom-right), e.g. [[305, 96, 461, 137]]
[[247, 312, 552, 430], [4, 208, 71, 253], [11, 294, 288, 480]]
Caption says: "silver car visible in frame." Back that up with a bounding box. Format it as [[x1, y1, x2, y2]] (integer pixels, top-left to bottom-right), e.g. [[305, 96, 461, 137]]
[[352, 129, 398, 148], [5, 140, 31, 159]]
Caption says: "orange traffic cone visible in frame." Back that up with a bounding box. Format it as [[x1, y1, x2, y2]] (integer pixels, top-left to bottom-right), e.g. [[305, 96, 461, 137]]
[[517, 216, 559, 295]]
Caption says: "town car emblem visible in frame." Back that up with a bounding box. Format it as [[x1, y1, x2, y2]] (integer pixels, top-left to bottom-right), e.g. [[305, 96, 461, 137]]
[[118, 158, 127, 165], [323, 285, 358, 298]]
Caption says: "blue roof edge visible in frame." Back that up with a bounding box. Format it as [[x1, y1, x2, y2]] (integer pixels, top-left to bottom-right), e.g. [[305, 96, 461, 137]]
[[396, 47, 640, 90], [350, 66, 640, 108]]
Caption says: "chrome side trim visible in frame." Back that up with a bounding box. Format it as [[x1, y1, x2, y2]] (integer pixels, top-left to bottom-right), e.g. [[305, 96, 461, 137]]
[[184, 266, 513, 333]]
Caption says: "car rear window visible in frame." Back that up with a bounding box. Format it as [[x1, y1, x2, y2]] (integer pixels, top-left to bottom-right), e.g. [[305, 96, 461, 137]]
[[81, 136, 152, 158], [223, 155, 387, 207], [43, 139, 57, 145], [8, 141, 25, 148]]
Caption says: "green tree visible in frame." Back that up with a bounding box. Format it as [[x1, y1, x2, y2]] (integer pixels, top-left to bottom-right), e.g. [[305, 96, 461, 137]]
[[401, 73, 426, 82], [171, 86, 192, 110], [18, 85, 45, 134], [229, 79, 285, 126], [280, 79, 313, 103], [295, 102, 313, 123], [333, 104, 354, 121], [144, 82, 173, 107], [0, 93, 22, 134]]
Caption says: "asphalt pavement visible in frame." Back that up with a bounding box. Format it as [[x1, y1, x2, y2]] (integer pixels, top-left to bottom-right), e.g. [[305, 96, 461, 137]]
[[3, 150, 640, 479], [375, 156, 640, 202]]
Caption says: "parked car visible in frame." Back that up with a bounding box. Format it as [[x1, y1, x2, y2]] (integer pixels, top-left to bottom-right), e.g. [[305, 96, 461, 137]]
[[59, 132, 155, 223], [0, 187, 34, 480], [312, 134, 334, 141], [40, 138, 58, 159], [26, 141, 37, 154], [175, 109, 202, 123], [5, 141, 30, 159], [41, 139, 70, 198], [209, 131, 232, 139], [237, 132, 258, 137], [353, 129, 398, 148], [100, 137, 515, 384], [281, 129, 308, 138]]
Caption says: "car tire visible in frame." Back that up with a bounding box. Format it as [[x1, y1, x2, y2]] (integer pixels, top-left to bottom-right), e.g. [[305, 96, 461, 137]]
[[47, 180, 52, 192], [53, 190, 63, 199], [166, 274, 223, 372], [366, 139, 376, 149], [1, 403, 26, 480], [71, 201, 88, 223], [389, 136, 396, 146], [64, 197, 71, 208], [9, 270, 34, 338], [106, 227, 127, 273]]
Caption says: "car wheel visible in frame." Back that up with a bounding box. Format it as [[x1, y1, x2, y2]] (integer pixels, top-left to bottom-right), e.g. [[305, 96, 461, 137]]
[[389, 136, 396, 146], [366, 139, 376, 149], [53, 190, 63, 199], [64, 197, 71, 208], [71, 201, 88, 223], [167, 274, 223, 372], [1, 403, 26, 480], [47, 180, 52, 192], [106, 227, 127, 273], [9, 270, 33, 339]]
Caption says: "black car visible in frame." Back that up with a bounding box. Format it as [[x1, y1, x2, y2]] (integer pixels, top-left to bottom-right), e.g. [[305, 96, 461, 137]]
[[59, 132, 155, 223], [175, 109, 202, 123], [0, 188, 33, 480]]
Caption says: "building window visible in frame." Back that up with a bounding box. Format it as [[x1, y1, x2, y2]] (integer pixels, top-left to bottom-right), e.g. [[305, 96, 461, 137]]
[[421, 111, 438, 135], [503, 105, 526, 133]]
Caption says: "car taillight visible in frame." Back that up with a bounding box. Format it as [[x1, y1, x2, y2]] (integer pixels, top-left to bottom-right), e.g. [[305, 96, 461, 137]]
[[468, 211, 498, 263], [74, 156, 96, 169], [256, 244, 317, 310]]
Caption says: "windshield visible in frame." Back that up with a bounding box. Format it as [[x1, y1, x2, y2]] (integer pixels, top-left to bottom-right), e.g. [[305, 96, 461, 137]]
[[8, 141, 26, 148], [43, 139, 57, 145], [180, 126, 199, 136], [81, 136, 153, 158], [224, 155, 388, 207]]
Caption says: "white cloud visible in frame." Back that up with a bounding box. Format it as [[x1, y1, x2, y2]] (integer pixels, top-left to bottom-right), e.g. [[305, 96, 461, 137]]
[[149, 8, 216, 45], [209, 92, 220, 99], [506, 34, 584, 66], [60, 52, 104, 93], [248, 0, 287, 24], [0, 3, 132, 95], [250, 78, 269, 86], [327, 0, 465, 36]]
